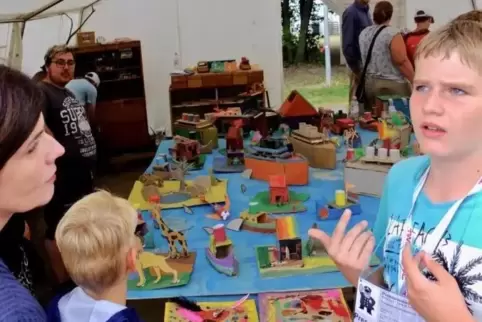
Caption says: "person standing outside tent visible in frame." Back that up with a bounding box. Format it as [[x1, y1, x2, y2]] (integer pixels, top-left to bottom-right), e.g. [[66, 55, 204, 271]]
[[404, 10, 434, 66], [66, 72, 100, 127], [38, 45, 97, 290], [342, 0, 372, 106]]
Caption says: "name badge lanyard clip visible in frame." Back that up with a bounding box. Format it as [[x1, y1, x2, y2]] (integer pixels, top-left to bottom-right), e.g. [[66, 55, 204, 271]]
[[397, 167, 482, 294]]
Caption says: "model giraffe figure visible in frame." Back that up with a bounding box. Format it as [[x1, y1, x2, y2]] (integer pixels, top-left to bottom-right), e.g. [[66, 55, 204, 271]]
[[151, 205, 189, 259]]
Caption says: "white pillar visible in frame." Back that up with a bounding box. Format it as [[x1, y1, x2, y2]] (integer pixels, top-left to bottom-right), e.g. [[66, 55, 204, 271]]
[[323, 4, 331, 86]]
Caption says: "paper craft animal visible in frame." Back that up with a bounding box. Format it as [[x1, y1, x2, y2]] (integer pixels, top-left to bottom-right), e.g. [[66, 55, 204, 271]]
[[134, 237, 180, 287], [151, 205, 189, 258], [201, 195, 231, 220]]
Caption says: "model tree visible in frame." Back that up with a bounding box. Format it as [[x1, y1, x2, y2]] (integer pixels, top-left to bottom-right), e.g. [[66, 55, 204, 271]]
[[171, 158, 194, 191]]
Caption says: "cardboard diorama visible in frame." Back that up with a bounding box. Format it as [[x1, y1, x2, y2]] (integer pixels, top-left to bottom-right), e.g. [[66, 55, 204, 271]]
[[244, 136, 309, 185], [289, 122, 337, 170], [255, 218, 378, 278], [164, 295, 258, 321], [128, 164, 228, 211], [258, 289, 351, 322], [128, 206, 196, 290]]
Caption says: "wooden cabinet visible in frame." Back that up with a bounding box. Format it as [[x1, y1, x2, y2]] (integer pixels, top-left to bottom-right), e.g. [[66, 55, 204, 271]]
[[169, 67, 266, 135], [72, 41, 151, 152]]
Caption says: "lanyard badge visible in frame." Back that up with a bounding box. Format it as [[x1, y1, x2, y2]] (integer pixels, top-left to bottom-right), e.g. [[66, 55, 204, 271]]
[[396, 167, 482, 294]]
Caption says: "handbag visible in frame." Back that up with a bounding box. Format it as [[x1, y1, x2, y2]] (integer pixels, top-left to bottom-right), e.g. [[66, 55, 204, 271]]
[[355, 25, 388, 103]]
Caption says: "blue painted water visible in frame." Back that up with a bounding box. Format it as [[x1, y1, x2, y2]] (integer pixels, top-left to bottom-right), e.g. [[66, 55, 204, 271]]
[[127, 130, 381, 300]]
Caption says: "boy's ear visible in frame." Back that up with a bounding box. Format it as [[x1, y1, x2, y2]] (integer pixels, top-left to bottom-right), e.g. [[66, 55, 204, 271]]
[[126, 247, 138, 273]]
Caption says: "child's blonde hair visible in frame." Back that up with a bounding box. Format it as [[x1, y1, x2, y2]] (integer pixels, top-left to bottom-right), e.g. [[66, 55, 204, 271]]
[[55, 190, 138, 293], [415, 20, 482, 74], [453, 10, 482, 22]]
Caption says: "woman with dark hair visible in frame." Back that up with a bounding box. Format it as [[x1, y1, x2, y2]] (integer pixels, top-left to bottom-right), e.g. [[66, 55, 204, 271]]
[[0, 65, 64, 320], [358, 1, 414, 112]]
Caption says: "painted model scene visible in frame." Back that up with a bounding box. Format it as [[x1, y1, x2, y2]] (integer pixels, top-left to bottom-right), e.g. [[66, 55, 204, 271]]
[[164, 295, 258, 321], [213, 119, 246, 173], [173, 112, 218, 152], [128, 206, 196, 290], [256, 218, 379, 278], [128, 163, 228, 210], [258, 289, 351, 322], [317, 189, 361, 221], [169, 135, 209, 170], [204, 224, 238, 276], [245, 174, 310, 215]]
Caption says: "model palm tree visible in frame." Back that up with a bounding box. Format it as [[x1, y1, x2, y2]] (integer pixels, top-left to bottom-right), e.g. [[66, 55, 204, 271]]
[[423, 242, 482, 313], [171, 158, 194, 191]]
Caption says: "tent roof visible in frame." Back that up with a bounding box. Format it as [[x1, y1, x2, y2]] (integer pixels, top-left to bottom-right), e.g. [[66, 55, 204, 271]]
[[0, 0, 103, 23]]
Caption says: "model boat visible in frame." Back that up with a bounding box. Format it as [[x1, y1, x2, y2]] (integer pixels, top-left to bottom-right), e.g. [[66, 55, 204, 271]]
[[244, 136, 309, 185], [205, 224, 237, 276], [240, 211, 276, 233]]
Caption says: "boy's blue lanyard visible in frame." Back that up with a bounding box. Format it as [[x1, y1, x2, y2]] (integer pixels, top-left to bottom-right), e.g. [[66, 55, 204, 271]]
[[397, 167, 482, 294]]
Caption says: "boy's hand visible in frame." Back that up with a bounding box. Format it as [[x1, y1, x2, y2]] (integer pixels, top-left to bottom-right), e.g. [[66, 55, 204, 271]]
[[308, 209, 374, 286], [402, 246, 474, 322]]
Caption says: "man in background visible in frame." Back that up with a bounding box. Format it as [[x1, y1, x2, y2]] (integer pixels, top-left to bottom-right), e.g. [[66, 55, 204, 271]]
[[404, 10, 434, 66], [38, 45, 97, 290], [66, 72, 100, 127], [342, 0, 372, 105]]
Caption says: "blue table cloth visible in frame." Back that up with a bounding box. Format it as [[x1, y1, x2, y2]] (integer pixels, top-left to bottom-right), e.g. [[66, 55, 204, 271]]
[[127, 130, 380, 300]]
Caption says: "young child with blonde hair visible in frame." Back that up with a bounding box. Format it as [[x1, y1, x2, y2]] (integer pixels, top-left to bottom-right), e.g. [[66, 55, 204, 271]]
[[46, 191, 143, 322], [310, 18, 482, 321]]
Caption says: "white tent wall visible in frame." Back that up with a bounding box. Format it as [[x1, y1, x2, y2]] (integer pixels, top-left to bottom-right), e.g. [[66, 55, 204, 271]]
[[5, 0, 283, 136]]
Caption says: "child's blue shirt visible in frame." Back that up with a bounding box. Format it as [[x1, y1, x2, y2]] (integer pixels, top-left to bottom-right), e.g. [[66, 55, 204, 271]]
[[46, 287, 142, 322], [373, 155, 482, 318]]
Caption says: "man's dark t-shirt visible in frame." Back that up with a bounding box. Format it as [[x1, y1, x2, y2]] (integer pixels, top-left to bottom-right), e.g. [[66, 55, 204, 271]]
[[39, 82, 97, 239]]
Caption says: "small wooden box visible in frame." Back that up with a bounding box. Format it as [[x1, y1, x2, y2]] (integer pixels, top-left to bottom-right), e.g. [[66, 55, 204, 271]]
[[77, 32, 96, 47]]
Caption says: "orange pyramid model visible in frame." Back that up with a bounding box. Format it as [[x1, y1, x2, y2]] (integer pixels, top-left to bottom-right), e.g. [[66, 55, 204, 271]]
[[279, 90, 318, 117]]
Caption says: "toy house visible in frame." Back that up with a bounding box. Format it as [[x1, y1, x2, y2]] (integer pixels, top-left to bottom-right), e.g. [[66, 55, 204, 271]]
[[289, 122, 336, 169], [276, 216, 303, 264], [279, 90, 319, 129], [168, 136, 206, 169], [269, 175, 289, 205]]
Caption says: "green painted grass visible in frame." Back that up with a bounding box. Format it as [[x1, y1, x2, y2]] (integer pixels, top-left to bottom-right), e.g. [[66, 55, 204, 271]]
[[248, 191, 310, 214], [127, 271, 191, 290]]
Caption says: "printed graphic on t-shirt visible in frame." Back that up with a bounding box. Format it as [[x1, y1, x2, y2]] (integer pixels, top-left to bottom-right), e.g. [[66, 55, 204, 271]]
[[59, 96, 96, 158], [383, 215, 482, 319]]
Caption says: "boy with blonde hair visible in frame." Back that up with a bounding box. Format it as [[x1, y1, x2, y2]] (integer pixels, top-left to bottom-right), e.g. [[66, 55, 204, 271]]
[[46, 191, 143, 322], [310, 19, 482, 321]]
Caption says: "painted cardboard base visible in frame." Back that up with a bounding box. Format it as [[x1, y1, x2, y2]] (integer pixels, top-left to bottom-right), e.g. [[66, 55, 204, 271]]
[[256, 243, 379, 278], [258, 289, 351, 321], [164, 299, 259, 321], [128, 252, 196, 290], [212, 156, 245, 173], [128, 179, 228, 210], [248, 191, 310, 214]]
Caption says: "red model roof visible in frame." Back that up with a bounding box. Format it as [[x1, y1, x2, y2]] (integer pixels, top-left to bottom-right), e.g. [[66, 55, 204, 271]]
[[227, 126, 239, 139], [269, 175, 287, 188], [279, 90, 317, 117]]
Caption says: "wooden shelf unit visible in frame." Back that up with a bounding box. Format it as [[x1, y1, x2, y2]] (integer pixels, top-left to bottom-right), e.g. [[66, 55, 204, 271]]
[[169, 68, 265, 134], [72, 41, 152, 153]]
